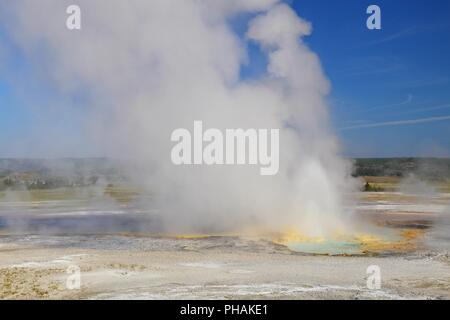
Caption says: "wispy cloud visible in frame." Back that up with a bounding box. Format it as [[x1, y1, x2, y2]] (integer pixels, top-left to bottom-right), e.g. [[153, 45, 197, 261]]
[[340, 115, 450, 131], [393, 77, 449, 89], [366, 94, 412, 111], [367, 26, 422, 45], [342, 56, 403, 77], [364, 22, 449, 46], [339, 94, 413, 115], [399, 103, 450, 115]]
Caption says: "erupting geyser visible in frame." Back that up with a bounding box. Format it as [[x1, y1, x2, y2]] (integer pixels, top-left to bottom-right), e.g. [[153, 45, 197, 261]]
[[1, 0, 358, 237]]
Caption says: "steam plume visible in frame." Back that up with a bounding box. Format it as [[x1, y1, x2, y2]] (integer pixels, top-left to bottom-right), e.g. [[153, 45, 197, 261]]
[[0, 0, 356, 236]]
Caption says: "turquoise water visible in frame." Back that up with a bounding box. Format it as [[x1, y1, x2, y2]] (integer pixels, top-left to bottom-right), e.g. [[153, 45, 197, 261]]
[[287, 240, 362, 255], [286, 227, 404, 255]]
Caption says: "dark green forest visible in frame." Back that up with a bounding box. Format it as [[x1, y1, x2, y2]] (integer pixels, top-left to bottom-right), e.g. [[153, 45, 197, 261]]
[[1, 158, 450, 190]]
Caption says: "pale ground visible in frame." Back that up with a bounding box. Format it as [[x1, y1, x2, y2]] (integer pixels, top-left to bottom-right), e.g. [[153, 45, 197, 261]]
[[1, 238, 449, 299], [1, 191, 450, 300]]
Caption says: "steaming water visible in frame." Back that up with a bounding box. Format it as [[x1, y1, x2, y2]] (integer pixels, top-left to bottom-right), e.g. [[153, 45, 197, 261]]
[[0, 196, 436, 255], [0, 199, 162, 235], [0, 0, 358, 237], [286, 240, 362, 255]]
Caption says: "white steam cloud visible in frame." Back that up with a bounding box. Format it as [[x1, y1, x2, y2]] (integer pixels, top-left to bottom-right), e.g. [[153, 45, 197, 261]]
[[0, 0, 356, 236]]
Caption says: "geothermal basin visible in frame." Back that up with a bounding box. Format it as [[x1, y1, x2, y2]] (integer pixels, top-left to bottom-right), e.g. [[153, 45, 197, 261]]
[[0, 189, 450, 299]]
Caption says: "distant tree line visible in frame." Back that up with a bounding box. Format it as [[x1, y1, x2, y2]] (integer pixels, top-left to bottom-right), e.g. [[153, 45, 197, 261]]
[[0, 174, 99, 191], [1, 157, 449, 191], [352, 158, 450, 180]]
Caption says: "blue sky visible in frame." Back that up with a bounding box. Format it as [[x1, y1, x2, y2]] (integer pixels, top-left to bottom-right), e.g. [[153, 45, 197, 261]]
[[289, 0, 450, 157], [1, 0, 450, 158]]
